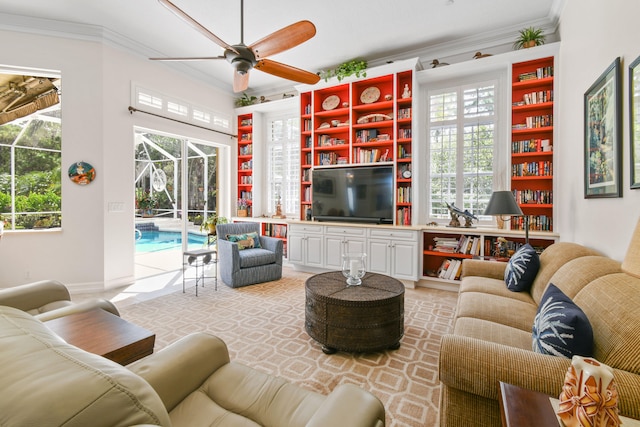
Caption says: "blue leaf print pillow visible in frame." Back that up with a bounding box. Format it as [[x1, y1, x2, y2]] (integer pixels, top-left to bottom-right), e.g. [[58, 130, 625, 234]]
[[532, 283, 594, 358], [504, 243, 540, 292]]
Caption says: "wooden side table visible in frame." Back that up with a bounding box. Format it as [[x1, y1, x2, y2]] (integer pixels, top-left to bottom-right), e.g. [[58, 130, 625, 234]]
[[499, 382, 559, 427], [499, 382, 640, 427], [305, 271, 404, 354], [44, 309, 155, 365]]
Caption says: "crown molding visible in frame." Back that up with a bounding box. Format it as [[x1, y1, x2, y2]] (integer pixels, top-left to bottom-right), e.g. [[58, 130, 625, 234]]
[[0, 12, 233, 95]]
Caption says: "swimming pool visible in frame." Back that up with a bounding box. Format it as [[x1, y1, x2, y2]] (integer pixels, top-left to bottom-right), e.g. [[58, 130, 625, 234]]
[[136, 230, 207, 253]]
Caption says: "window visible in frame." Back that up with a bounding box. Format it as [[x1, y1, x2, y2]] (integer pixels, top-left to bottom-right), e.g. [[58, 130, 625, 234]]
[[428, 80, 497, 221], [0, 72, 62, 230], [132, 83, 231, 131], [265, 114, 300, 216]]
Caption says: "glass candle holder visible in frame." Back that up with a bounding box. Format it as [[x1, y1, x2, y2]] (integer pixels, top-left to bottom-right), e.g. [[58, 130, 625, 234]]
[[342, 253, 366, 286]]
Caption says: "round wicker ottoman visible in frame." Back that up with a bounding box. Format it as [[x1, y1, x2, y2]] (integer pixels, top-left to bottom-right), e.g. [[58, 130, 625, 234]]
[[305, 271, 404, 354]]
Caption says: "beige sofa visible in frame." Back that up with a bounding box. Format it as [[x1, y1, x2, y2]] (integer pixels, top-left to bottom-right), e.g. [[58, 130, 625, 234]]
[[438, 222, 640, 426], [0, 279, 120, 321], [0, 304, 385, 427]]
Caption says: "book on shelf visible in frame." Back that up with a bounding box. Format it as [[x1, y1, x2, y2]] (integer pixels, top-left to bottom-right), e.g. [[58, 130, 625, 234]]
[[437, 258, 463, 280]]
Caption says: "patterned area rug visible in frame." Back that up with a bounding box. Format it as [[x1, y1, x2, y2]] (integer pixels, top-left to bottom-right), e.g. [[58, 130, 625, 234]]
[[120, 269, 457, 427]]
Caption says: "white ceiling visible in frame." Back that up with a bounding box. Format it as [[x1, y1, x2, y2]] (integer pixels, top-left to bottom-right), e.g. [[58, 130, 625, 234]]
[[0, 0, 565, 96]]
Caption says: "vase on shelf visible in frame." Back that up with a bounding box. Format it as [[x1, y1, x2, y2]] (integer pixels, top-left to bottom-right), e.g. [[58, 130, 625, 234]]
[[342, 253, 366, 286], [557, 355, 620, 427]]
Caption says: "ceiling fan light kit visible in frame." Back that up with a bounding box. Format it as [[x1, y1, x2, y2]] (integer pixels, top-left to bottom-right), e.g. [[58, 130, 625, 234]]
[[152, 0, 320, 92]]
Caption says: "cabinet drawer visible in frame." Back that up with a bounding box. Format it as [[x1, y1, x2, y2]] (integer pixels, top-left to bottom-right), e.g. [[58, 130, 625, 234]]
[[324, 226, 366, 237], [289, 223, 323, 234], [368, 228, 417, 241]]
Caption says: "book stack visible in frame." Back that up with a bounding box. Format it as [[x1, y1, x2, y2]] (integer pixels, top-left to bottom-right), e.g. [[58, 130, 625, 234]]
[[436, 258, 463, 280]]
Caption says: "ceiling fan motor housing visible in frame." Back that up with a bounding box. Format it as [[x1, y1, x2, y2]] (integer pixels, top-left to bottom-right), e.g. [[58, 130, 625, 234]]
[[225, 45, 256, 75]]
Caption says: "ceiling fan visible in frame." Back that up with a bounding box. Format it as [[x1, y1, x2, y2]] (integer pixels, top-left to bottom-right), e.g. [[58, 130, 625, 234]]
[[150, 0, 321, 92]]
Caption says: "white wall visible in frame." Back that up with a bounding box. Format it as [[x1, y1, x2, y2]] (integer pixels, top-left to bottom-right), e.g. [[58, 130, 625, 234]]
[[0, 30, 235, 290], [556, 0, 640, 261]]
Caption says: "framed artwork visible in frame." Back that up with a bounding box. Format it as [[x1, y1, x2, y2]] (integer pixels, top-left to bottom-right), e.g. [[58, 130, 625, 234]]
[[629, 55, 640, 189], [584, 57, 622, 198]]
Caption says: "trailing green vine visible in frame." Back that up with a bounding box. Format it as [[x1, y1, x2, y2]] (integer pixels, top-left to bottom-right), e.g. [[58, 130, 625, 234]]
[[320, 59, 368, 82]]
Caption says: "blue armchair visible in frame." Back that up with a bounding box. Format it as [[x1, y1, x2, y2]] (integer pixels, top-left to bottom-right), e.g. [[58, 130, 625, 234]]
[[215, 222, 283, 288]]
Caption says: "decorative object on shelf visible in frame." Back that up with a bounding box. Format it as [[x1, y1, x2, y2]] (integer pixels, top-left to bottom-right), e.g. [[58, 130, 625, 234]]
[[401, 84, 411, 99], [341, 253, 366, 286], [445, 201, 477, 228], [200, 215, 228, 235], [272, 194, 285, 219], [557, 355, 620, 427], [135, 188, 158, 217], [384, 94, 392, 101], [331, 119, 340, 127], [430, 59, 449, 68], [584, 57, 622, 198], [322, 94, 340, 110], [320, 59, 367, 82], [484, 191, 528, 241], [235, 92, 258, 107], [629, 55, 640, 189], [360, 86, 380, 104], [342, 101, 349, 108], [68, 161, 96, 186], [473, 51, 492, 59], [356, 113, 392, 124], [317, 122, 331, 129], [237, 197, 251, 217], [513, 26, 546, 50]]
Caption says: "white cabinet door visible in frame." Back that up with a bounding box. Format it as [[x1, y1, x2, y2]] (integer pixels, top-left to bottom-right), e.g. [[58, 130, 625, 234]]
[[324, 236, 367, 270], [392, 240, 418, 280], [367, 239, 392, 275], [288, 233, 304, 264], [305, 235, 324, 268], [288, 224, 324, 267], [324, 235, 344, 270]]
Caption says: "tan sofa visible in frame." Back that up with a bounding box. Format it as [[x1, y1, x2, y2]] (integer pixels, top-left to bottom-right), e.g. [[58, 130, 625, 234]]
[[0, 279, 120, 321], [438, 222, 640, 426], [0, 304, 385, 427]]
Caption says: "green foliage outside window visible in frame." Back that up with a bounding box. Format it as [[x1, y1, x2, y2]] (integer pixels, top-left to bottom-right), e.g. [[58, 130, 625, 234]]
[[0, 114, 62, 230]]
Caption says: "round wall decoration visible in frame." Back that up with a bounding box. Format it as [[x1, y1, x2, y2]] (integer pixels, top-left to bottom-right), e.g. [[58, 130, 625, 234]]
[[68, 161, 96, 185]]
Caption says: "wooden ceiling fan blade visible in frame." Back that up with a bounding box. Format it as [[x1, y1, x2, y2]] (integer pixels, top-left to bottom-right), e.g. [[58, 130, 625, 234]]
[[249, 20, 316, 59], [255, 59, 320, 85], [233, 71, 250, 93], [157, 0, 238, 55], [150, 56, 225, 61]]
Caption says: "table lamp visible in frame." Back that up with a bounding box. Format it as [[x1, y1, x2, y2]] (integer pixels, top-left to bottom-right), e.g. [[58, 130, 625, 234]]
[[484, 191, 529, 243]]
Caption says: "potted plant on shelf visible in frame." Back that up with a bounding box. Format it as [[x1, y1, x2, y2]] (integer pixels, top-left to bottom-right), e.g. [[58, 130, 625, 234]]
[[135, 188, 158, 217], [320, 59, 368, 82], [200, 215, 228, 235], [237, 198, 251, 217], [513, 27, 546, 50]]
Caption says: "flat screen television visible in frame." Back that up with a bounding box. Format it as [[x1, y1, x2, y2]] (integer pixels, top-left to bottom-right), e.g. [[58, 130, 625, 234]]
[[311, 165, 394, 224]]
